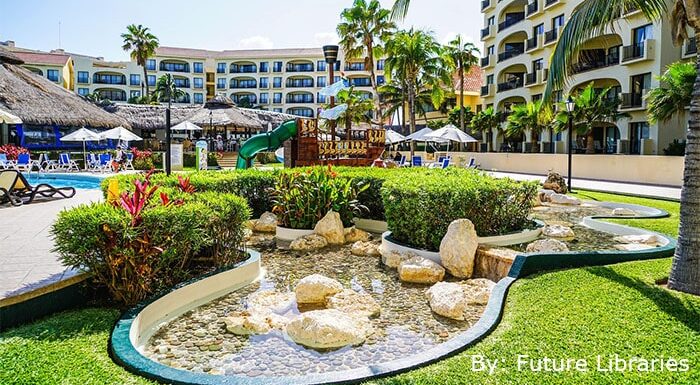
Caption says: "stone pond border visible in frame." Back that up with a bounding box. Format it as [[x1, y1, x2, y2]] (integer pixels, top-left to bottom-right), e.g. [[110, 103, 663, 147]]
[[109, 202, 676, 385]]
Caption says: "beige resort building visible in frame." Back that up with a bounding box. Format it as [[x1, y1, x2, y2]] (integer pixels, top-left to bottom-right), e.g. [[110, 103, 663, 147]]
[[480, 0, 691, 155]]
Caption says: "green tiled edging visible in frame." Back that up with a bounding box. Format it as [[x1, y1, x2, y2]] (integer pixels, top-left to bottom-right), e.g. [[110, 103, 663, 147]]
[[109, 201, 676, 385]]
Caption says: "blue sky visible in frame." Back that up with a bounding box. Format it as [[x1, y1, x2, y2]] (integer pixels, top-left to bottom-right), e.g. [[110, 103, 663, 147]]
[[0, 0, 482, 60]]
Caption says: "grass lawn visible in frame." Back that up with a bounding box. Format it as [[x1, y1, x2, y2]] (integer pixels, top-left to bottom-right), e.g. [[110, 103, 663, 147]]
[[1, 192, 697, 385]]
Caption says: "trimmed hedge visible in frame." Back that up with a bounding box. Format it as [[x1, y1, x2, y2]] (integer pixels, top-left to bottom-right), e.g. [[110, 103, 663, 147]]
[[382, 170, 539, 251]]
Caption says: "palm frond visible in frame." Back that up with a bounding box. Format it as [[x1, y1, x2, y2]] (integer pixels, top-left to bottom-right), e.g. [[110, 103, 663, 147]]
[[390, 0, 410, 20]]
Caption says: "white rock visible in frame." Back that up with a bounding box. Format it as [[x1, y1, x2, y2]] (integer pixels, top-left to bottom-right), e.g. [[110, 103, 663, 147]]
[[223, 311, 271, 335], [351, 241, 381, 257], [313, 211, 345, 244], [612, 207, 637, 217], [439, 219, 479, 279], [294, 274, 343, 304], [380, 248, 412, 268], [426, 282, 469, 320], [254, 212, 278, 232], [613, 234, 661, 245], [538, 189, 556, 203], [526, 238, 570, 253], [247, 290, 296, 314], [542, 224, 576, 239], [614, 243, 658, 251], [344, 226, 371, 243], [327, 289, 381, 318], [285, 309, 372, 349], [461, 278, 496, 305], [398, 256, 445, 284], [290, 234, 328, 251], [549, 193, 581, 205]]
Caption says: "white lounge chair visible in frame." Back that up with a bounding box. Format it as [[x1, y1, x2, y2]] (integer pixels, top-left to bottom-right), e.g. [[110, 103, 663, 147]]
[[14, 153, 32, 172], [59, 153, 80, 172], [0, 154, 13, 170]]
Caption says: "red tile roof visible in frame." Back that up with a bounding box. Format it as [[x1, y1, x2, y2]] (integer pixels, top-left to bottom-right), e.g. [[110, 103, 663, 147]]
[[453, 65, 484, 93], [11, 51, 70, 66]]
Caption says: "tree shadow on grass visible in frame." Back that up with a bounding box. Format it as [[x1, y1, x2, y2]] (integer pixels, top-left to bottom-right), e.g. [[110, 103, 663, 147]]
[[1, 307, 119, 341], [585, 266, 700, 334]]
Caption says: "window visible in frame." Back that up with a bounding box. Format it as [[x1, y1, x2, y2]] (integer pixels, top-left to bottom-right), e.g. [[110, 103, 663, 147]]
[[130, 74, 141, 86], [377, 75, 385, 85], [260, 62, 269, 72], [532, 58, 543, 71], [334, 61, 341, 71], [217, 63, 226, 74], [260, 93, 269, 104], [146, 59, 156, 71], [487, 45, 495, 55], [333, 75, 341, 83], [317, 76, 327, 87], [273, 77, 282, 88], [47, 69, 59, 82], [552, 14, 564, 29], [488, 16, 495, 25], [486, 74, 494, 84], [273, 92, 282, 103], [193, 62, 204, 73], [377, 59, 385, 70], [193, 77, 204, 89], [97, 89, 126, 101], [194, 93, 204, 104], [534, 23, 544, 35], [631, 73, 651, 95], [317, 93, 326, 103], [77, 88, 89, 96], [217, 78, 226, 89], [532, 94, 542, 102], [259, 77, 269, 88], [130, 90, 141, 98], [77, 71, 89, 84], [633, 24, 653, 45], [147, 75, 156, 87], [273, 108, 283, 113], [317, 60, 327, 71], [273, 61, 283, 72], [630, 122, 650, 154]]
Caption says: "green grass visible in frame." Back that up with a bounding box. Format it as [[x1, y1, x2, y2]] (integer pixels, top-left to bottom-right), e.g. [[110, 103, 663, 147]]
[[1, 192, 696, 385]]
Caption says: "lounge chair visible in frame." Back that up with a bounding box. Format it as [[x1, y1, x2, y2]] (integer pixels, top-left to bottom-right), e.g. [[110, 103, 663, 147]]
[[0, 170, 23, 206], [14, 153, 32, 172], [466, 157, 480, 169], [441, 158, 450, 169], [59, 153, 80, 172], [411, 156, 422, 167], [98, 153, 113, 173], [124, 153, 135, 171], [86, 153, 101, 172], [0, 154, 13, 170], [0, 170, 75, 204]]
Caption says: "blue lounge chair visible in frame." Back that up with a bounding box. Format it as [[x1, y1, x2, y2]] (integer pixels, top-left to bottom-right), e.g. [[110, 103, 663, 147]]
[[466, 157, 479, 169], [412, 156, 422, 167], [98, 153, 113, 173], [0, 154, 13, 170], [59, 153, 80, 172], [14, 153, 32, 172], [441, 158, 450, 169]]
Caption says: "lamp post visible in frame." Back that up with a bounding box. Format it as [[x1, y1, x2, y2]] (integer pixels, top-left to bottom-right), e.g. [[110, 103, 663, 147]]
[[323, 45, 339, 141], [165, 95, 172, 176], [565, 96, 576, 193]]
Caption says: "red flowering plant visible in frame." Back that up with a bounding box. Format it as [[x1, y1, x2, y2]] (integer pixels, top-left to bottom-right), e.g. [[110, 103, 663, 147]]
[[0, 144, 29, 160]]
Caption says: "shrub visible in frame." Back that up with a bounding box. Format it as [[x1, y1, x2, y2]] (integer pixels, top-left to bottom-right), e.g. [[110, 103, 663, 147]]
[[271, 166, 367, 229], [381, 170, 538, 251], [131, 148, 155, 170], [0, 144, 29, 160], [183, 152, 220, 168]]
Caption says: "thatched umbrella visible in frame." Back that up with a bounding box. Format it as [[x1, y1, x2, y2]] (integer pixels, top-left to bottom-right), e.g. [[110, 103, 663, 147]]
[[103, 104, 200, 131]]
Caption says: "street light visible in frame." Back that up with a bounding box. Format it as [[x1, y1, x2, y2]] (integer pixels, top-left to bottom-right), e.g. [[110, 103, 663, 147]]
[[323, 45, 339, 141], [565, 96, 576, 193]]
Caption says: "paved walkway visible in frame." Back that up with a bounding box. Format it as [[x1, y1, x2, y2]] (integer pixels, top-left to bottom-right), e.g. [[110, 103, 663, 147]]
[[0, 189, 103, 299], [488, 171, 681, 201]]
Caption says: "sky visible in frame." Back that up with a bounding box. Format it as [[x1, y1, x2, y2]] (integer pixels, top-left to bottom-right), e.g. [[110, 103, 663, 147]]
[[0, 0, 482, 61]]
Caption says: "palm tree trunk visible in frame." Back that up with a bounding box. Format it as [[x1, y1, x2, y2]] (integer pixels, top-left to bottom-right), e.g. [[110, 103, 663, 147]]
[[367, 43, 383, 126], [459, 66, 465, 131], [668, 50, 700, 296], [143, 65, 149, 97], [586, 130, 595, 154]]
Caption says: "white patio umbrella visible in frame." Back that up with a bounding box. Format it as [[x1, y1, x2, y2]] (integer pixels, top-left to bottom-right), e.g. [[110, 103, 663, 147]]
[[385, 129, 407, 145], [319, 79, 349, 97], [424, 124, 478, 155], [319, 104, 348, 120], [59, 127, 101, 169], [171, 121, 203, 131], [406, 127, 448, 143], [0, 108, 22, 124], [99, 126, 143, 148]]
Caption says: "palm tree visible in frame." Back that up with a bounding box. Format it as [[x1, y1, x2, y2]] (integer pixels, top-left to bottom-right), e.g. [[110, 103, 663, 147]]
[[379, 79, 437, 134], [506, 101, 550, 152], [323, 87, 375, 132], [444, 35, 480, 132], [338, 0, 396, 124], [471, 106, 502, 151], [384, 28, 452, 155], [154, 74, 186, 106], [647, 61, 695, 123], [121, 24, 159, 97], [390, 0, 410, 20]]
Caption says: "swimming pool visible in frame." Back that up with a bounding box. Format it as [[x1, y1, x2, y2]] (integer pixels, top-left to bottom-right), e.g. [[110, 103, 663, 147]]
[[22, 173, 104, 190]]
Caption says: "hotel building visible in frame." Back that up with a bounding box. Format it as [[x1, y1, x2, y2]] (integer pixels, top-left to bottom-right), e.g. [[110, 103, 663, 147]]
[[479, 0, 691, 155]]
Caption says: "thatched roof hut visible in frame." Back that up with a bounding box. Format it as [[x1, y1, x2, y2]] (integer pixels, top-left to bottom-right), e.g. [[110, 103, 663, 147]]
[[103, 104, 201, 130], [0, 47, 129, 128]]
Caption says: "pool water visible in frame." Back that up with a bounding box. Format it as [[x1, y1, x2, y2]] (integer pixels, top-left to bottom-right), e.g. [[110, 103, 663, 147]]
[[22, 173, 103, 190]]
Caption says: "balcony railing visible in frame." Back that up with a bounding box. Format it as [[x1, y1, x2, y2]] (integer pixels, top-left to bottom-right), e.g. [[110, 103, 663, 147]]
[[527, 1, 538, 15], [687, 37, 698, 56], [481, 56, 490, 67], [286, 79, 314, 87], [92, 75, 126, 85], [525, 72, 538, 85], [481, 26, 491, 39], [570, 49, 620, 74], [345, 63, 366, 71], [497, 49, 524, 63], [230, 81, 257, 89], [286, 64, 315, 72], [544, 28, 558, 44], [350, 78, 372, 87], [230, 65, 257, 74], [173, 79, 190, 88], [497, 77, 524, 92], [286, 95, 314, 103], [498, 13, 525, 32], [622, 43, 645, 62], [620, 92, 644, 109], [481, 85, 490, 96], [526, 36, 538, 51], [159, 63, 190, 73]]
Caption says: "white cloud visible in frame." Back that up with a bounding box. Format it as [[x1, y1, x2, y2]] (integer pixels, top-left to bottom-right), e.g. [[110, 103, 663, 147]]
[[237, 36, 274, 49], [314, 32, 339, 46]]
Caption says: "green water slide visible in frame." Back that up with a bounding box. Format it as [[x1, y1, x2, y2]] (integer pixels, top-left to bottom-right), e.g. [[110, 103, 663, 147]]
[[236, 119, 297, 169]]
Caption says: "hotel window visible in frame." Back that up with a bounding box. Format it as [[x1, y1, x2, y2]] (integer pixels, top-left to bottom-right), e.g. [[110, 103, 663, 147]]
[[273, 92, 282, 103], [630, 122, 650, 155], [147, 75, 156, 87], [633, 24, 654, 45], [193, 62, 204, 73], [486, 74, 494, 84], [317, 60, 327, 71], [333, 76, 341, 83], [77, 71, 89, 84], [273, 108, 283, 113], [260, 92, 269, 104], [260, 77, 269, 88], [194, 93, 204, 104], [552, 14, 564, 30], [334, 61, 341, 71], [317, 93, 326, 103], [532, 94, 542, 102], [534, 23, 544, 36], [130, 90, 141, 98], [130, 74, 141, 86], [273, 77, 282, 88], [78, 88, 89, 96], [487, 45, 495, 55], [146, 59, 156, 71], [217, 78, 226, 89], [273, 61, 283, 72], [377, 59, 385, 70], [47, 69, 59, 82], [260, 62, 269, 72], [377, 75, 385, 85], [193, 77, 204, 89], [317, 76, 326, 87], [217, 63, 226, 74]]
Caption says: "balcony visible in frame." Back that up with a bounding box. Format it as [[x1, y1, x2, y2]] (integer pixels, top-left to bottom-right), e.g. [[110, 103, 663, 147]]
[[159, 62, 190, 73], [497, 49, 524, 63], [345, 63, 366, 71], [526, 35, 540, 52], [286, 94, 314, 104], [232, 95, 258, 104], [620, 92, 645, 110], [621, 40, 654, 64], [525, 71, 538, 86], [481, 56, 491, 68], [230, 64, 257, 74], [350, 78, 372, 87], [230, 80, 257, 89], [526, 1, 540, 17], [498, 13, 525, 33], [570, 49, 620, 74], [173, 79, 190, 89], [481, 25, 495, 40], [544, 28, 559, 45], [92, 74, 126, 85], [286, 79, 314, 88], [497, 77, 524, 92], [684, 37, 697, 58], [286, 63, 315, 72], [481, 85, 491, 97]]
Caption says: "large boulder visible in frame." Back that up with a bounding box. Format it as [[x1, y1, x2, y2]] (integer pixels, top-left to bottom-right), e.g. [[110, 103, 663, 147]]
[[294, 274, 343, 304], [426, 282, 469, 320], [253, 212, 278, 233], [542, 224, 575, 239], [290, 234, 328, 251], [344, 226, 371, 243], [247, 290, 296, 314], [543, 172, 568, 194], [313, 211, 345, 245], [380, 248, 412, 268], [398, 256, 445, 284], [223, 311, 272, 335], [538, 189, 556, 203], [439, 219, 479, 278], [351, 241, 381, 257], [285, 309, 372, 349], [613, 234, 661, 245], [474, 246, 518, 282], [461, 278, 496, 305], [549, 193, 581, 206], [526, 238, 569, 253], [612, 207, 637, 217], [614, 243, 658, 251], [327, 289, 381, 318]]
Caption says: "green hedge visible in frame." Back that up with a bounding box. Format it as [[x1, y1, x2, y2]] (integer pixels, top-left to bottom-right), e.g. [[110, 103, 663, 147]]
[[381, 170, 539, 251]]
